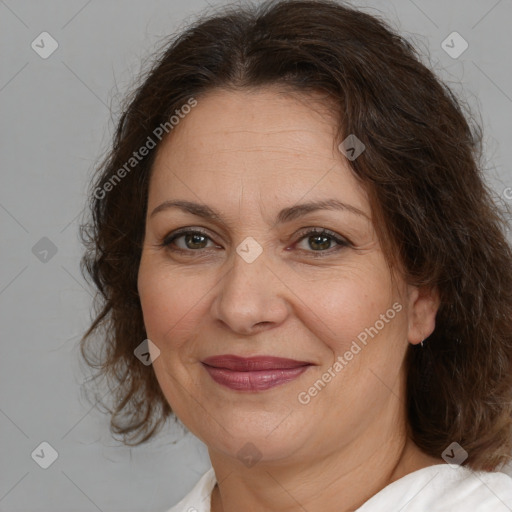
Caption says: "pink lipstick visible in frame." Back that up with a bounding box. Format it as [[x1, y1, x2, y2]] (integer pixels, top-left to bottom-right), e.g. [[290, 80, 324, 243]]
[[201, 355, 311, 391]]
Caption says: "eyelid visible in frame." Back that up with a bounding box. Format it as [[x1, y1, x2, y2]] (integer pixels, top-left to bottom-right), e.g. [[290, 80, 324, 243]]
[[291, 227, 351, 257], [161, 227, 217, 247], [293, 226, 352, 246]]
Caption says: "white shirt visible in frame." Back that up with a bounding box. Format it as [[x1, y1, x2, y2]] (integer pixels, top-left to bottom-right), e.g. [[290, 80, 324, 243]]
[[166, 463, 512, 511]]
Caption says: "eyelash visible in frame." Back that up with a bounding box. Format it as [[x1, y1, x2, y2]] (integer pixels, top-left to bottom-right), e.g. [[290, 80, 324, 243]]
[[159, 227, 350, 258]]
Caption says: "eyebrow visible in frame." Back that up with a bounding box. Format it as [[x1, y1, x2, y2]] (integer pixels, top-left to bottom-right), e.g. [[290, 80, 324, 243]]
[[149, 198, 369, 224]]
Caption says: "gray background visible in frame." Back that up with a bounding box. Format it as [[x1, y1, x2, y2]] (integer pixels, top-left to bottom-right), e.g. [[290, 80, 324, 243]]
[[1, 0, 511, 511]]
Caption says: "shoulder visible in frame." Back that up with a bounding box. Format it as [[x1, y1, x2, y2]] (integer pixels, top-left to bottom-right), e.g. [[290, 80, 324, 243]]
[[358, 464, 512, 511], [164, 468, 216, 512]]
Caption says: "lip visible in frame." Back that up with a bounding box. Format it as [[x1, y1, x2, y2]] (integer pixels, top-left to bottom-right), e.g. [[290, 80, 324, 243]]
[[202, 355, 311, 371], [201, 355, 312, 391]]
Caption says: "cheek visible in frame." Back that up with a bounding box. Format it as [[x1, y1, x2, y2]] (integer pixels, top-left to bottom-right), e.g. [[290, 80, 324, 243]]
[[286, 260, 400, 357], [137, 260, 214, 351], [291, 266, 408, 429]]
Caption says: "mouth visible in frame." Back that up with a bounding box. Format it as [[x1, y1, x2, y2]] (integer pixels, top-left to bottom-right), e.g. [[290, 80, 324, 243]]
[[201, 354, 312, 391]]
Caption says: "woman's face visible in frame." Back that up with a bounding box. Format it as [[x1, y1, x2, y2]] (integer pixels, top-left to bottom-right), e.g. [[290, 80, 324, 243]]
[[137, 87, 437, 465]]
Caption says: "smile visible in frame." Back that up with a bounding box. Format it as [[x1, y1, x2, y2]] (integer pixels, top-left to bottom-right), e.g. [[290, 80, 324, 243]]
[[201, 355, 312, 391]]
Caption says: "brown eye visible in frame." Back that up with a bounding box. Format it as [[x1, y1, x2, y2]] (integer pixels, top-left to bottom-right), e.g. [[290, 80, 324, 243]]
[[294, 228, 349, 256], [162, 229, 218, 252]]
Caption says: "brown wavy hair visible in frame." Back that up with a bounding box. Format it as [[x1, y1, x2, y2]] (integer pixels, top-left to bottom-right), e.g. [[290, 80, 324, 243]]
[[79, 0, 512, 470]]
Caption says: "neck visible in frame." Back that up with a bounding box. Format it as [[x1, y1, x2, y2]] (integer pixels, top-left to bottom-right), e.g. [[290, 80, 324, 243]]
[[209, 421, 441, 512]]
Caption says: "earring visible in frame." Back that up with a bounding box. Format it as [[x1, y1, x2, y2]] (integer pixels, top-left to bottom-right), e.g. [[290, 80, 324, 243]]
[[420, 339, 425, 348]]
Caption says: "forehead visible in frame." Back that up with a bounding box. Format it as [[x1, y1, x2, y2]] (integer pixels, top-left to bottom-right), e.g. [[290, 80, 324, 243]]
[[156, 87, 338, 157], [148, 87, 369, 215]]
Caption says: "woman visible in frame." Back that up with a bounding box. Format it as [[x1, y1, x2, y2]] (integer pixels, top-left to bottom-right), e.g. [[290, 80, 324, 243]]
[[79, 0, 512, 510]]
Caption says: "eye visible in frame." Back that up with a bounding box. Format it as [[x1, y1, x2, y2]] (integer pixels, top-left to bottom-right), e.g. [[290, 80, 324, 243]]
[[293, 228, 350, 256], [161, 228, 220, 253], [159, 227, 350, 257]]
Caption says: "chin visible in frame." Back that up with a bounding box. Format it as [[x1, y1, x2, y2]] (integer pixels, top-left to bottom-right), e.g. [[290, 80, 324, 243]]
[[198, 413, 307, 464], [208, 433, 301, 466]]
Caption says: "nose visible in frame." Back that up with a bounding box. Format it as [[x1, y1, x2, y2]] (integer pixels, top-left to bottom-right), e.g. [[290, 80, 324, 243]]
[[210, 247, 290, 335]]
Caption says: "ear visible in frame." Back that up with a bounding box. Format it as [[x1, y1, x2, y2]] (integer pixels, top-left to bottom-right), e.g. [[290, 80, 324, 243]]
[[406, 285, 440, 345]]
